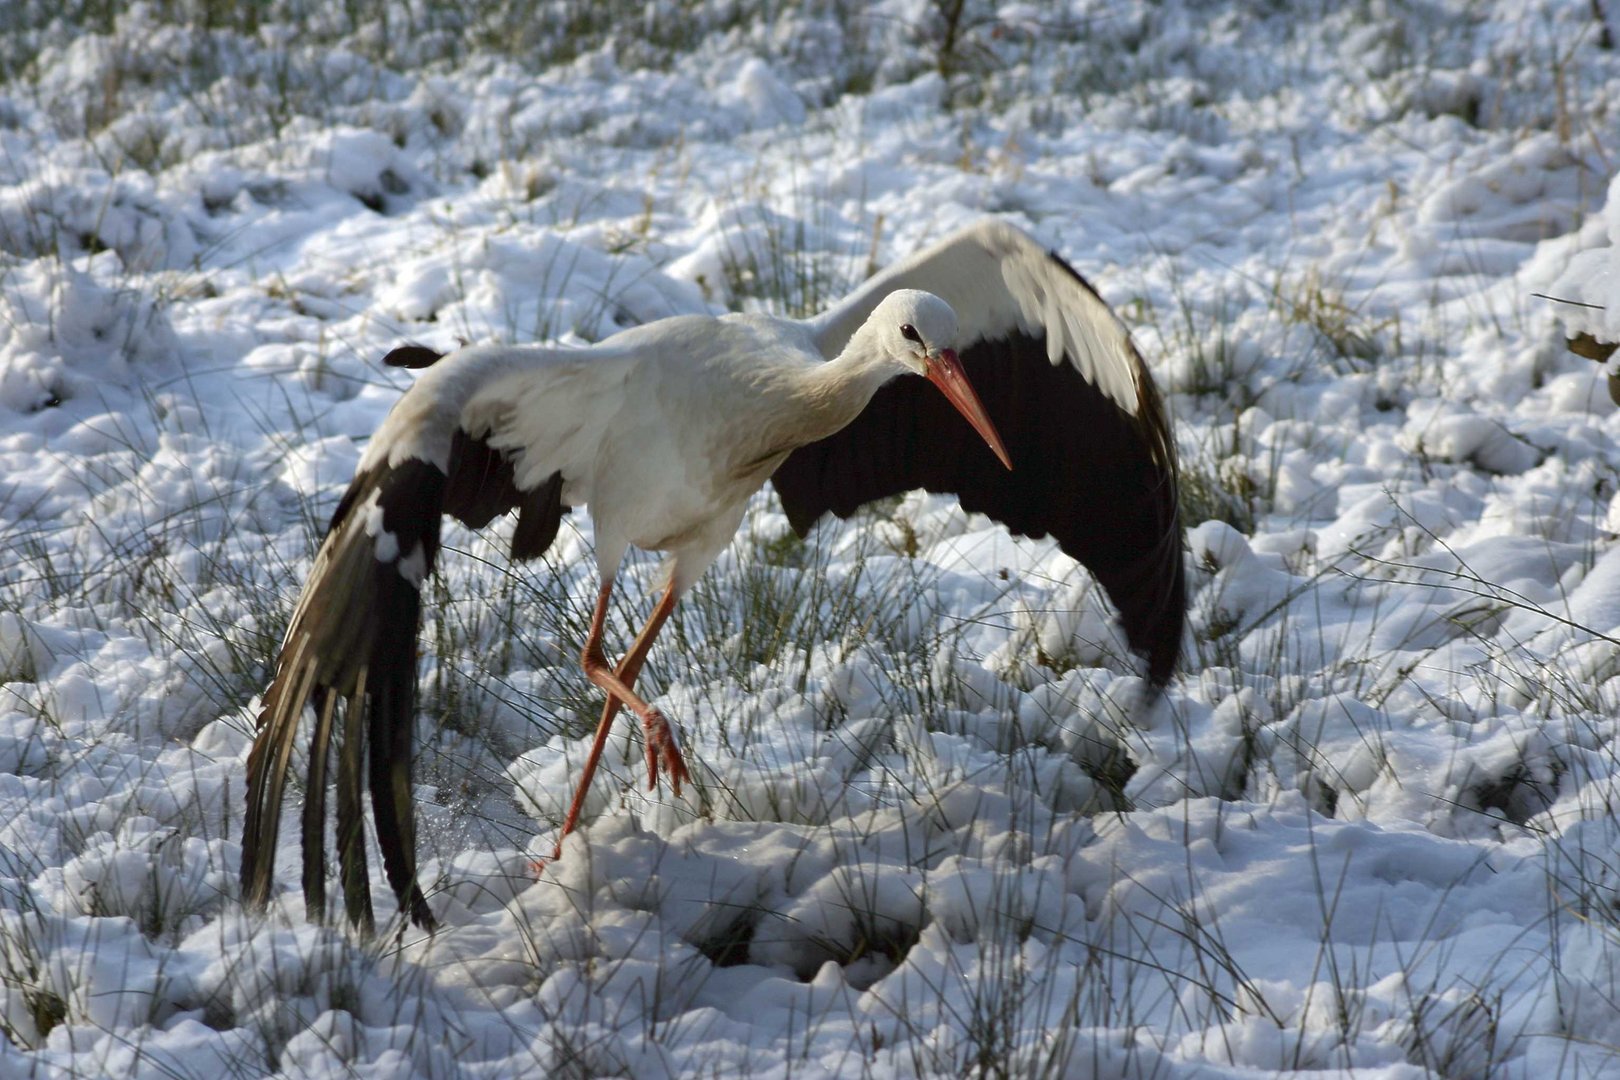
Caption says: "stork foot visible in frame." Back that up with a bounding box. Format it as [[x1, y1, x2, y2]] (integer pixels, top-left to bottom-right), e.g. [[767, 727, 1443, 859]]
[[643, 709, 690, 795]]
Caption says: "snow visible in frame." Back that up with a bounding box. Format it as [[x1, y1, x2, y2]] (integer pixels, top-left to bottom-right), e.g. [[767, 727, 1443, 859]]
[[2, 1, 1620, 1076]]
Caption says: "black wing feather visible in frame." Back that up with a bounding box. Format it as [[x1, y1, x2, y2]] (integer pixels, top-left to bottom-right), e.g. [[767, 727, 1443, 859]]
[[382, 344, 447, 369], [242, 345, 569, 931], [772, 319, 1184, 687]]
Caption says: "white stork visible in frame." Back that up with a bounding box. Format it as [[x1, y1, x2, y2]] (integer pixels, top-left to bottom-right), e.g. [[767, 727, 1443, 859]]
[[240, 220, 1184, 932]]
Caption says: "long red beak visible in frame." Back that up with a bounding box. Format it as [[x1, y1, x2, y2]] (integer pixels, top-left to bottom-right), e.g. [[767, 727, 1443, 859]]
[[926, 349, 1012, 470]]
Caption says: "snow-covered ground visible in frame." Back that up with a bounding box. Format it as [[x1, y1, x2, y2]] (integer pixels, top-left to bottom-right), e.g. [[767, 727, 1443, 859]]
[[3, 1, 1620, 1075]]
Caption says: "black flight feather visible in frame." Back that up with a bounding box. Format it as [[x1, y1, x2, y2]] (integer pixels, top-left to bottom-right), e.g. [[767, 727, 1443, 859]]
[[772, 261, 1184, 686], [242, 341, 570, 931]]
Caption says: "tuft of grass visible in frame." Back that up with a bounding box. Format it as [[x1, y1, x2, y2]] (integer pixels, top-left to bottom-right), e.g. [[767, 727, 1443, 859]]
[[1272, 266, 1397, 370], [713, 194, 871, 321]]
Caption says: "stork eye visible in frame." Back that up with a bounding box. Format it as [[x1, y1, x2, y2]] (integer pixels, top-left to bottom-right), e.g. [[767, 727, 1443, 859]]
[[900, 324, 921, 343]]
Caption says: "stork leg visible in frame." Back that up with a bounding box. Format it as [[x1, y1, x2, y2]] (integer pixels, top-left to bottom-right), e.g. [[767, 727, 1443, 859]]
[[552, 581, 688, 858]]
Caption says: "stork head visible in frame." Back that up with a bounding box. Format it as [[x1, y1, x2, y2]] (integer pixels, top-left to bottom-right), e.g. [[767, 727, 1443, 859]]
[[875, 290, 959, 375], [875, 290, 1012, 471]]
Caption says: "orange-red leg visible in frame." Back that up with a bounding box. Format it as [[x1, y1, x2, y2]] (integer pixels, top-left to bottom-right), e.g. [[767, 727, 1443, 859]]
[[549, 582, 687, 860]]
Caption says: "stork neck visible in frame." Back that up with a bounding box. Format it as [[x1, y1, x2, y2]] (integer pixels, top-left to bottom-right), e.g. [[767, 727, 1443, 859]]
[[797, 338, 903, 438]]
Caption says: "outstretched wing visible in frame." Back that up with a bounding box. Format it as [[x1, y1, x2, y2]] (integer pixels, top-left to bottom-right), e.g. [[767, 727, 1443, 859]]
[[772, 221, 1184, 685], [241, 344, 570, 932]]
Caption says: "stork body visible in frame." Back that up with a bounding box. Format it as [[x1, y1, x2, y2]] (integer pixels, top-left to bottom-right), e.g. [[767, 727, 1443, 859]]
[[241, 221, 1184, 932], [375, 312, 894, 587]]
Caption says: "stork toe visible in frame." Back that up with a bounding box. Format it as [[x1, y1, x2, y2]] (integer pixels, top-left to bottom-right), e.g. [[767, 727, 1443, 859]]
[[643, 709, 689, 795]]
